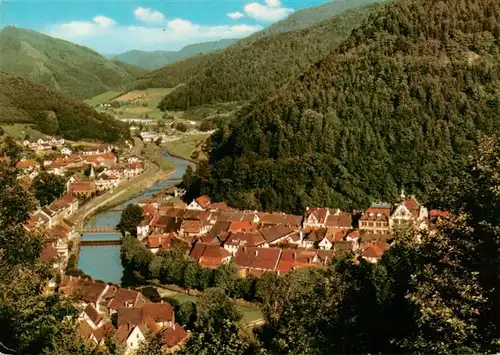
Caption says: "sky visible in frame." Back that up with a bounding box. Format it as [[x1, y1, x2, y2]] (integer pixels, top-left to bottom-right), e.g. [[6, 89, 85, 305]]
[[1, 0, 331, 54]]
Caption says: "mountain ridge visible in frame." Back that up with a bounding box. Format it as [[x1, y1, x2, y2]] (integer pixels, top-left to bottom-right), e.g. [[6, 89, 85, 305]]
[[111, 38, 238, 70], [0, 26, 146, 99]]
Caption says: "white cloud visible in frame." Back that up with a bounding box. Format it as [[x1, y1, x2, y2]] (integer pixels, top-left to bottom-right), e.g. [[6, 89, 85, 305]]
[[93, 15, 116, 28], [134, 7, 166, 24], [244, 1, 293, 22], [45, 13, 262, 53], [227, 11, 245, 20], [265, 0, 281, 8]]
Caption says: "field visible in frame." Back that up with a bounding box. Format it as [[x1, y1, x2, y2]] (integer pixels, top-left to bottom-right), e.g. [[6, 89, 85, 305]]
[[165, 133, 211, 161], [115, 88, 175, 119], [84, 91, 121, 106], [157, 287, 264, 326], [1, 124, 46, 140]]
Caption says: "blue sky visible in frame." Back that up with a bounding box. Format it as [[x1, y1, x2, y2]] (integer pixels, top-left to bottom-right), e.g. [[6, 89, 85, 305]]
[[1, 0, 331, 54]]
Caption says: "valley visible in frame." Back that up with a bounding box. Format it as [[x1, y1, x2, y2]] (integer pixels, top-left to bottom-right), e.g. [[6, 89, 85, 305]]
[[1, 0, 500, 354]]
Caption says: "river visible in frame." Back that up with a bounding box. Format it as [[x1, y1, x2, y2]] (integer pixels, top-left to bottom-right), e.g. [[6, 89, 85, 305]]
[[77, 151, 192, 285]]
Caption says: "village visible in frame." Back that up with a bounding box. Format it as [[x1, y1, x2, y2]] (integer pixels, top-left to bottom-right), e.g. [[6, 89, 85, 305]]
[[134, 192, 450, 274], [10, 134, 454, 355]]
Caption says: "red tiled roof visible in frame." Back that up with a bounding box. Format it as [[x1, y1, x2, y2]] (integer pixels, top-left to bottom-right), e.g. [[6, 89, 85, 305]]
[[361, 208, 391, 221], [93, 322, 114, 342], [195, 195, 211, 209], [224, 231, 266, 247], [259, 225, 294, 243], [180, 219, 201, 234], [305, 208, 329, 224], [40, 246, 58, 261], [78, 321, 94, 340], [190, 243, 231, 268], [108, 288, 146, 310], [228, 221, 258, 232], [142, 302, 174, 323], [404, 198, 419, 210], [430, 210, 450, 218], [208, 202, 228, 210], [362, 242, 390, 259], [162, 323, 188, 348], [234, 246, 281, 271], [325, 212, 352, 228], [16, 159, 36, 169], [84, 303, 102, 326], [82, 281, 107, 304]]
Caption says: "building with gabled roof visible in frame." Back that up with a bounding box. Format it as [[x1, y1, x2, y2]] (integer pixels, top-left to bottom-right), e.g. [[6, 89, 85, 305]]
[[234, 246, 282, 277], [189, 243, 232, 268], [187, 195, 211, 210]]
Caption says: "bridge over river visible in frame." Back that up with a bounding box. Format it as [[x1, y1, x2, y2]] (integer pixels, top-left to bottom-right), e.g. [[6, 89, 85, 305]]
[[79, 227, 118, 234], [80, 239, 122, 246]]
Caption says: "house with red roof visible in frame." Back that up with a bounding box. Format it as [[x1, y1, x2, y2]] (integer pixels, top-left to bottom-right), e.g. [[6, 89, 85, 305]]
[[234, 246, 282, 277], [187, 195, 212, 210], [189, 243, 232, 268], [362, 242, 390, 263], [124, 162, 144, 178], [223, 231, 266, 255], [69, 181, 96, 198], [359, 203, 392, 235], [146, 233, 187, 254], [259, 225, 296, 247], [390, 195, 428, 232]]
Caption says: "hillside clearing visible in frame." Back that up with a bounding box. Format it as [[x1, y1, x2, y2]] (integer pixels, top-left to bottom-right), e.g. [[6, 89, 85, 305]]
[[164, 133, 211, 161], [84, 91, 121, 106]]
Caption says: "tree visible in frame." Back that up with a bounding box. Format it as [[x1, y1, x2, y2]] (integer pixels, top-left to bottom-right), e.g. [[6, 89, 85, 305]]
[[177, 320, 250, 355], [134, 332, 167, 355], [213, 262, 238, 296], [176, 301, 197, 329], [117, 204, 143, 237], [32, 172, 66, 206], [178, 288, 249, 355], [195, 288, 242, 331]]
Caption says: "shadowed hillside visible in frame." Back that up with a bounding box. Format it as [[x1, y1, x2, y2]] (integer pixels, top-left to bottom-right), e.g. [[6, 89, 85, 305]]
[[0, 72, 130, 142], [182, 0, 500, 214], [0, 26, 146, 99]]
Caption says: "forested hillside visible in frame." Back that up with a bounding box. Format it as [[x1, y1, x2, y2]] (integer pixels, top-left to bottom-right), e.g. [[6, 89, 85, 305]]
[[159, 3, 384, 110], [0, 73, 130, 142], [0, 27, 146, 99], [124, 50, 222, 90], [112, 38, 238, 70], [182, 0, 500, 214], [249, 0, 389, 40]]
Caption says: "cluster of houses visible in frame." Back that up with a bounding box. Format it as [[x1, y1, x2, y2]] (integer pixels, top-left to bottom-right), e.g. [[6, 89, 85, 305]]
[[25, 192, 81, 286], [16, 146, 145, 196], [59, 276, 188, 354], [23, 136, 66, 152], [135, 192, 450, 274]]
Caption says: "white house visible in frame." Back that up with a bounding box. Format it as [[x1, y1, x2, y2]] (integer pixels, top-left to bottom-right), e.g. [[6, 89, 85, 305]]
[[123, 325, 146, 355], [187, 195, 211, 210], [127, 156, 140, 164], [137, 215, 154, 240], [61, 147, 72, 156]]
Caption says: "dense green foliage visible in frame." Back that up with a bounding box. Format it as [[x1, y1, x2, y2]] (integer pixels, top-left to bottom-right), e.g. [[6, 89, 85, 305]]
[[159, 3, 383, 110], [111, 39, 238, 70], [182, 0, 500, 214], [0, 72, 130, 142], [117, 204, 144, 237], [249, 0, 390, 40], [32, 172, 66, 206], [0, 140, 111, 354], [124, 51, 222, 90], [255, 136, 500, 354], [0, 26, 145, 99]]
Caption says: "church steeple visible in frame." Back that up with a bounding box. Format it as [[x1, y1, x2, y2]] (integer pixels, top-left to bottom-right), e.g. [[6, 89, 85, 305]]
[[89, 165, 95, 180]]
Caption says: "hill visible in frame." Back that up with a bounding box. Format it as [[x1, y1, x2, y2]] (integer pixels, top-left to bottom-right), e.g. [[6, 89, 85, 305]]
[[182, 0, 500, 214], [112, 39, 238, 70], [127, 1, 387, 92], [0, 72, 130, 142], [124, 50, 223, 90], [0, 27, 146, 99], [159, 2, 385, 110], [249, 0, 390, 40]]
